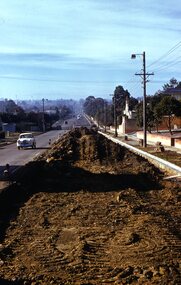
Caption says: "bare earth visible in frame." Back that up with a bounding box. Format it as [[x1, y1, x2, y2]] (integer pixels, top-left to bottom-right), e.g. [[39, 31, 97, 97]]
[[0, 128, 180, 284]]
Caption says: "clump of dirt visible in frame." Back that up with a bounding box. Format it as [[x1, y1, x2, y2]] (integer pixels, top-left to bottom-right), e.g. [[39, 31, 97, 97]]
[[0, 128, 180, 284]]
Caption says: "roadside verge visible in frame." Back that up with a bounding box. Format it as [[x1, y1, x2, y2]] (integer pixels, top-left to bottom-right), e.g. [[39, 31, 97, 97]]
[[100, 132, 181, 177]]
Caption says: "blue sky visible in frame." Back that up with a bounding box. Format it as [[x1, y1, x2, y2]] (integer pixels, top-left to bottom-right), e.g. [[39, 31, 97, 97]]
[[0, 0, 180, 101]]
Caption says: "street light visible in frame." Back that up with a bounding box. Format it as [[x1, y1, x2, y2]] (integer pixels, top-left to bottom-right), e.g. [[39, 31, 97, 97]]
[[131, 52, 154, 147]]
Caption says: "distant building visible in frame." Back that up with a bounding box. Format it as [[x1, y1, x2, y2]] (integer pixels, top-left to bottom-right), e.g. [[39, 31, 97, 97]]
[[0, 101, 5, 112], [2, 123, 16, 132], [0, 116, 2, 131], [164, 86, 181, 101], [123, 96, 136, 119], [117, 96, 138, 134]]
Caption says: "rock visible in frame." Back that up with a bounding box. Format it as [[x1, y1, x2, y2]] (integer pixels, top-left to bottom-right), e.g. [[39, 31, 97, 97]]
[[0, 259, 4, 265], [144, 270, 153, 279], [116, 192, 122, 202], [126, 275, 139, 284], [118, 266, 134, 279], [125, 233, 140, 245], [133, 267, 143, 276], [0, 244, 4, 252]]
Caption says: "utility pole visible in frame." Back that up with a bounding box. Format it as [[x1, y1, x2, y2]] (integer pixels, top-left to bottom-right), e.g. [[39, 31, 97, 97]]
[[131, 51, 154, 147], [143, 52, 147, 148], [104, 100, 107, 133], [114, 96, 118, 137], [42, 98, 45, 132], [110, 94, 118, 137]]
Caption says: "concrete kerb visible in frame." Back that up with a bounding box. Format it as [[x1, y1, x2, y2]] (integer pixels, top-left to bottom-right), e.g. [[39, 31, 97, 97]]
[[99, 131, 181, 177]]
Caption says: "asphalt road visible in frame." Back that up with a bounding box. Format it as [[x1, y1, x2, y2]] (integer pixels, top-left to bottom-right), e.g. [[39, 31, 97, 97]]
[[0, 130, 67, 178], [0, 114, 93, 179], [54, 113, 92, 130]]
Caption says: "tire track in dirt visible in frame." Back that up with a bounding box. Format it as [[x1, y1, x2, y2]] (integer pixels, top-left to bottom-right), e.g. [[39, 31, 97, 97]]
[[0, 128, 180, 284]]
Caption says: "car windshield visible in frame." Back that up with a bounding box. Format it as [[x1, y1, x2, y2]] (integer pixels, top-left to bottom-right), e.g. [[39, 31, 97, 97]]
[[20, 134, 33, 139]]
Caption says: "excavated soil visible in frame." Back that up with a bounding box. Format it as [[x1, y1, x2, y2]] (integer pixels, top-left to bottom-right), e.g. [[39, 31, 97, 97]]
[[0, 128, 180, 284]]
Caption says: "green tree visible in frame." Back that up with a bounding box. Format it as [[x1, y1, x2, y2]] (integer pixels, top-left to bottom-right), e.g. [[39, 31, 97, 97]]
[[136, 95, 163, 132], [156, 96, 181, 134], [148, 94, 164, 132], [129, 97, 139, 111], [94, 98, 105, 126], [146, 106, 155, 133], [5, 99, 24, 114], [113, 85, 138, 124], [163, 77, 178, 91], [83, 96, 114, 126], [135, 101, 143, 128], [113, 85, 130, 116], [83, 96, 97, 117], [59, 105, 72, 120]]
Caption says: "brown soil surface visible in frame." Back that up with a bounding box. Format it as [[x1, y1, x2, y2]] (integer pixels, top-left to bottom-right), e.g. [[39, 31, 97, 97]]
[[0, 128, 180, 284], [147, 148, 181, 168]]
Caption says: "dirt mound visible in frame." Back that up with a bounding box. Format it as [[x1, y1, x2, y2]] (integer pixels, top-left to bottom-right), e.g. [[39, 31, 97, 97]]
[[0, 128, 180, 284], [37, 127, 162, 176], [13, 128, 163, 193]]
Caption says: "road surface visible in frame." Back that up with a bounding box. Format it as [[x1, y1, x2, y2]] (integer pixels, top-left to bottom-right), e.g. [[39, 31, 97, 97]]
[[0, 130, 67, 178], [52, 113, 92, 130], [0, 114, 93, 179]]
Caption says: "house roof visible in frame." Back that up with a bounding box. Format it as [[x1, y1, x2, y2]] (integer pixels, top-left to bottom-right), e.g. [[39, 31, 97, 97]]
[[164, 87, 181, 94]]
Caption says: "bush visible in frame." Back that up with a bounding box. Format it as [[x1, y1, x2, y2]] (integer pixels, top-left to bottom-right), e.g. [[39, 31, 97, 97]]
[[0, 131, 5, 139]]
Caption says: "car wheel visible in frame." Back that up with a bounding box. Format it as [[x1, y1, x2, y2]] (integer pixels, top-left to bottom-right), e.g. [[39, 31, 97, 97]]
[[18, 146, 21, 150]]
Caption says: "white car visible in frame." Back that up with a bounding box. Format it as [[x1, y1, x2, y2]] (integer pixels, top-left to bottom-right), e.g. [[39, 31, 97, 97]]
[[17, 132, 36, 149]]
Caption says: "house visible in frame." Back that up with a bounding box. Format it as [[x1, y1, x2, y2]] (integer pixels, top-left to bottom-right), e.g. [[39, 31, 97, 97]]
[[164, 86, 181, 101], [116, 96, 138, 134], [123, 96, 136, 119], [0, 116, 2, 131], [0, 101, 5, 112], [2, 123, 16, 132]]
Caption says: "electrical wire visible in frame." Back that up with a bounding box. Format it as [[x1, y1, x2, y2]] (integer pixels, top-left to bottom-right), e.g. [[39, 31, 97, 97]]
[[0, 76, 129, 84], [152, 56, 181, 73], [147, 40, 181, 69], [127, 40, 181, 96]]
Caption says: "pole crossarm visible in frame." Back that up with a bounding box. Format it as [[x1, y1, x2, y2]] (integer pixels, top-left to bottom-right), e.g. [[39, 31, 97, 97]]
[[135, 72, 154, 76]]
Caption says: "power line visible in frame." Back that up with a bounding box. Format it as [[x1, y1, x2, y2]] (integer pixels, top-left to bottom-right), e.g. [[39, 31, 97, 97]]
[[147, 40, 181, 68], [126, 41, 181, 96], [0, 75, 129, 84], [153, 57, 181, 72]]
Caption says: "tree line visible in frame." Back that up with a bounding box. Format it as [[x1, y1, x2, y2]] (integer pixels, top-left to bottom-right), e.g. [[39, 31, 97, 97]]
[[83, 78, 181, 134], [0, 99, 73, 132]]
